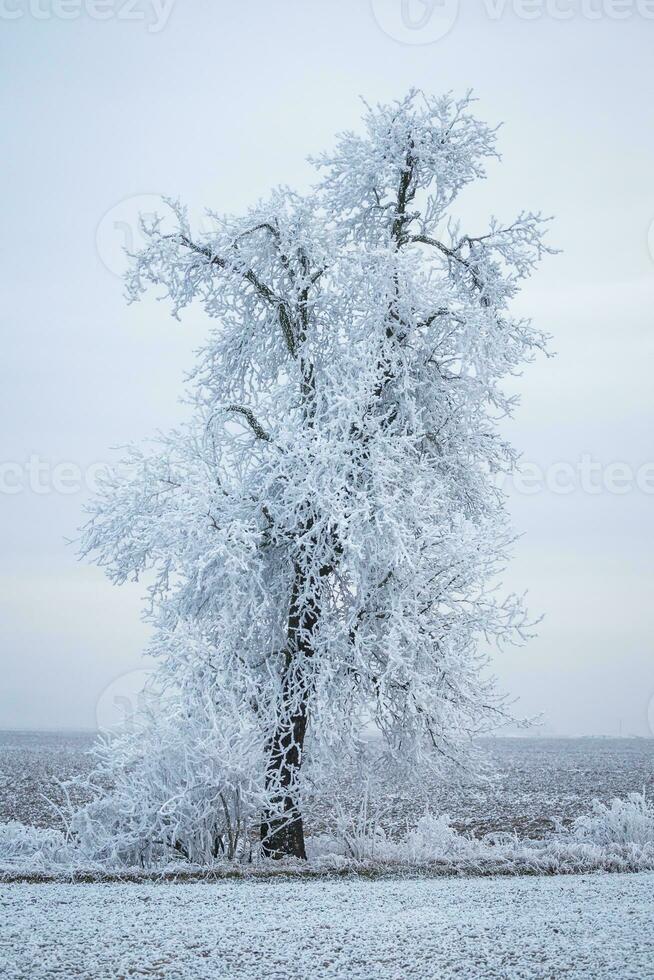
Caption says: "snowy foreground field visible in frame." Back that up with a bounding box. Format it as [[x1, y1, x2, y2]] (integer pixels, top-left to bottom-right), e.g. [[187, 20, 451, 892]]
[[3, 873, 654, 979]]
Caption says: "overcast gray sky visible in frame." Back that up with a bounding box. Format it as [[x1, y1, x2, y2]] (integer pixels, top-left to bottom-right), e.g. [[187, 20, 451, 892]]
[[1, 0, 653, 734]]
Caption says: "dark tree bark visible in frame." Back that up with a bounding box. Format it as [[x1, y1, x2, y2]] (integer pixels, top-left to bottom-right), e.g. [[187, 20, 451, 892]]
[[260, 559, 320, 860]]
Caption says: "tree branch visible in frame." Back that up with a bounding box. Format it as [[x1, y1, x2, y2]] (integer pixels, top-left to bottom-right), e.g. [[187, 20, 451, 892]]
[[173, 234, 298, 357], [225, 404, 271, 442], [409, 234, 490, 305]]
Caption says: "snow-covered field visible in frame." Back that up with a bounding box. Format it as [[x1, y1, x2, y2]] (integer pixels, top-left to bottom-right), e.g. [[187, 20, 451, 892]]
[[2, 873, 653, 979]]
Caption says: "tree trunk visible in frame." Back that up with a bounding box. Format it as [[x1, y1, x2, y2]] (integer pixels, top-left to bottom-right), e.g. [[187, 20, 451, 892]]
[[261, 559, 319, 860], [260, 694, 308, 860]]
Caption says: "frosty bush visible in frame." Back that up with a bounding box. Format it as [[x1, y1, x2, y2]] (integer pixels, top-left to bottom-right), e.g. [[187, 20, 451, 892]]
[[570, 792, 654, 848], [320, 811, 473, 864], [308, 794, 654, 873], [0, 822, 76, 872], [70, 685, 263, 866]]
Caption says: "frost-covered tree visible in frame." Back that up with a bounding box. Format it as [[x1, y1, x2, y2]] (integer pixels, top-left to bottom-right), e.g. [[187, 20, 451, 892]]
[[82, 91, 552, 861]]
